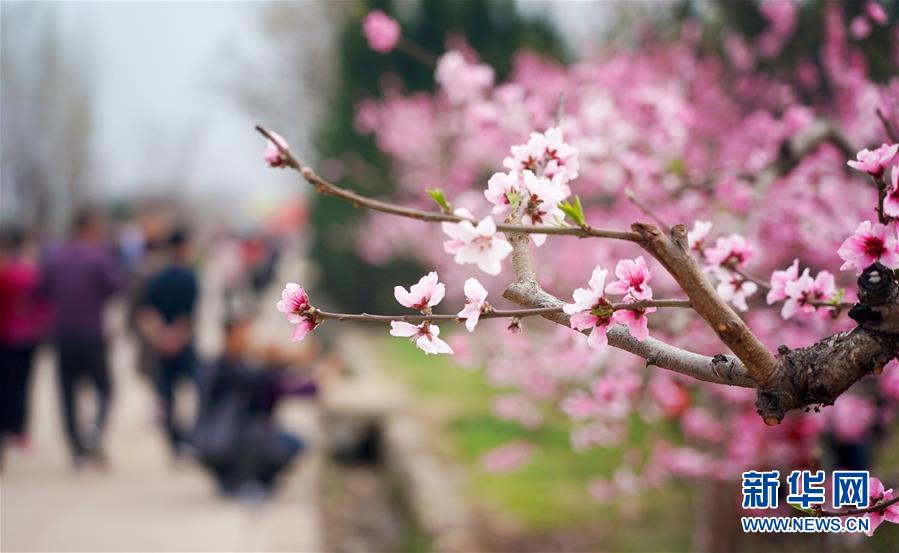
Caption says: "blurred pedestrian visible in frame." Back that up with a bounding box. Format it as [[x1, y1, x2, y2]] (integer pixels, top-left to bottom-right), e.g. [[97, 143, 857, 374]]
[[0, 227, 50, 459], [127, 237, 167, 382], [137, 227, 198, 459], [41, 208, 124, 468], [193, 318, 315, 500]]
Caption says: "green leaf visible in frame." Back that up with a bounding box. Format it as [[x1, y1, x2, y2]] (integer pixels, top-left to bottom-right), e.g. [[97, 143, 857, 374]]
[[668, 157, 686, 177], [426, 188, 452, 214], [559, 196, 586, 227], [507, 190, 522, 213], [828, 288, 846, 306], [787, 503, 819, 516]]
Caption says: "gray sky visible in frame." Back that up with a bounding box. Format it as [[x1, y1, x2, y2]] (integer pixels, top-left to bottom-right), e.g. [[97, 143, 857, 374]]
[[14, 1, 616, 222], [53, 1, 298, 214]]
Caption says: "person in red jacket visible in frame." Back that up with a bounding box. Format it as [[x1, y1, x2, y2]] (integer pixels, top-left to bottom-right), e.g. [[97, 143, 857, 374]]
[[0, 226, 50, 457]]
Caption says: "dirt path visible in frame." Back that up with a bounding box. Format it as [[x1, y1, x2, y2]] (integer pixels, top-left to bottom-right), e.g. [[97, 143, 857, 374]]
[[1, 255, 322, 552]]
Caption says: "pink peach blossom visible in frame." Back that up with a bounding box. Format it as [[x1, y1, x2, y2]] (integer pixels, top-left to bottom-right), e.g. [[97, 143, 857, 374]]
[[687, 220, 712, 252], [885, 167, 899, 218], [491, 394, 542, 429], [362, 10, 400, 53], [828, 394, 875, 443], [781, 268, 837, 319], [482, 440, 533, 473], [389, 321, 453, 355], [458, 277, 488, 332], [521, 170, 567, 246], [563, 266, 612, 349], [847, 143, 898, 176], [704, 234, 754, 269], [866, 476, 899, 536], [866, 1, 888, 25], [766, 259, 800, 304], [880, 359, 899, 400], [851, 16, 872, 40], [435, 51, 494, 105], [541, 127, 580, 185], [715, 270, 758, 312], [837, 220, 899, 273], [441, 209, 512, 275], [605, 256, 653, 300], [504, 127, 580, 188], [263, 132, 290, 168], [611, 302, 655, 341], [681, 407, 725, 443], [275, 283, 319, 341], [484, 171, 521, 215], [394, 271, 446, 311]]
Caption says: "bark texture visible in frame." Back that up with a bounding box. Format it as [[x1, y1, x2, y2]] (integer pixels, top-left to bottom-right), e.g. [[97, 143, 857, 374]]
[[756, 263, 899, 424], [632, 223, 780, 385]]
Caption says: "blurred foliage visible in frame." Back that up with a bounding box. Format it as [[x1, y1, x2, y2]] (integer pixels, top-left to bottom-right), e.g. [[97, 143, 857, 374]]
[[376, 335, 693, 551], [680, 0, 898, 85], [377, 334, 899, 551], [312, 0, 564, 313]]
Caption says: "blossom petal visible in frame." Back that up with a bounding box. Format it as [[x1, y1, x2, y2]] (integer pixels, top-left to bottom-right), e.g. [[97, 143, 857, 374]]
[[389, 321, 419, 337]]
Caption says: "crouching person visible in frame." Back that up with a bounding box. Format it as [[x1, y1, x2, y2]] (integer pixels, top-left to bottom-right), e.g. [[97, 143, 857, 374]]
[[192, 317, 317, 500]]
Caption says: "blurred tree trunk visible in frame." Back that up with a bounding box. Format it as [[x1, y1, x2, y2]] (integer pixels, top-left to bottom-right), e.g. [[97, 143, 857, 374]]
[[1, 4, 95, 233], [694, 480, 741, 553]]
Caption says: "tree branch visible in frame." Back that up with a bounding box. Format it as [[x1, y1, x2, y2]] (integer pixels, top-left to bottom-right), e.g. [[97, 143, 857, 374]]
[[630, 223, 780, 387], [876, 108, 898, 143], [256, 123, 897, 424], [255, 125, 641, 242], [817, 494, 899, 518], [727, 265, 855, 312], [501, 239, 755, 387], [745, 119, 855, 188], [312, 299, 690, 324], [756, 263, 899, 423]]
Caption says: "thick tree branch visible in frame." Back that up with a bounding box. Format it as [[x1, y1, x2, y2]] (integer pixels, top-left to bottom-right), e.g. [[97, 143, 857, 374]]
[[756, 263, 899, 423], [501, 226, 756, 387], [630, 223, 780, 386]]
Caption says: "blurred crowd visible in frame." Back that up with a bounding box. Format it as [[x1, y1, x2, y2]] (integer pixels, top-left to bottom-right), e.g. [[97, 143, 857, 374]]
[[0, 204, 322, 501]]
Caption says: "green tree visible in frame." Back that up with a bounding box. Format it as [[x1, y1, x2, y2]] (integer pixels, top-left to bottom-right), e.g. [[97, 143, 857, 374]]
[[311, 0, 565, 312]]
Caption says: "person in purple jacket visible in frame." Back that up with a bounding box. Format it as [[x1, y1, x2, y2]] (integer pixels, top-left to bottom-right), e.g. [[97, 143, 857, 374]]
[[42, 208, 124, 468]]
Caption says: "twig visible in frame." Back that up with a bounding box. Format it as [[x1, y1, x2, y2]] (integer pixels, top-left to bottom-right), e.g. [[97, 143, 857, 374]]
[[876, 108, 898, 143], [314, 307, 558, 323], [501, 244, 756, 388], [255, 125, 642, 242], [741, 119, 855, 189], [313, 299, 691, 324], [396, 37, 438, 67], [873, 174, 892, 225], [817, 494, 899, 518], [625, 188, 671, 233], [728, 264, 854, 310]]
